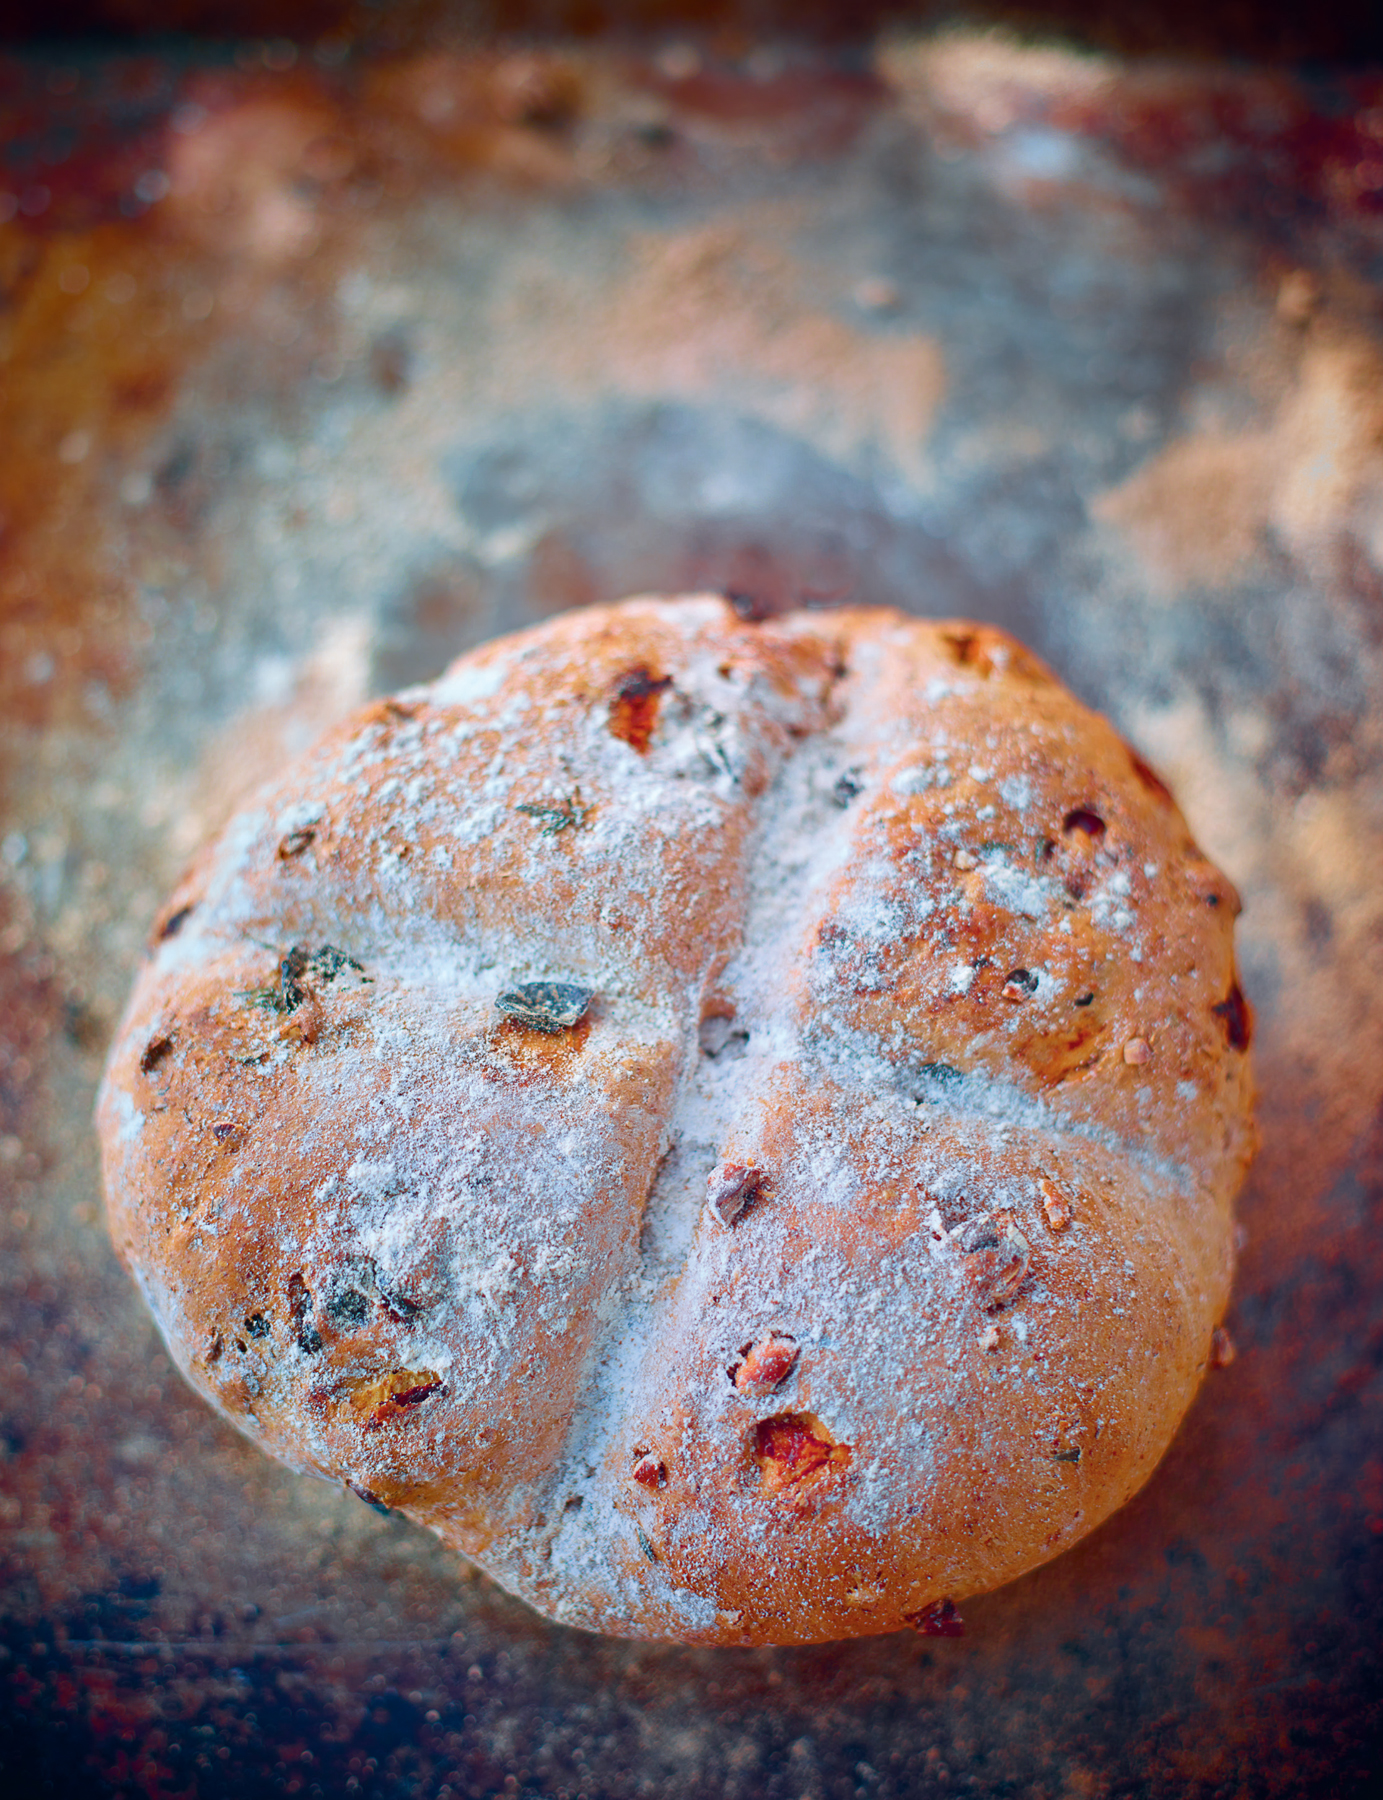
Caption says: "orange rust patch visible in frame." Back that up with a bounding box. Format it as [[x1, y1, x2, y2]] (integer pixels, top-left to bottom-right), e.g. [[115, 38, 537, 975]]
[[0, 51, 603, 791]]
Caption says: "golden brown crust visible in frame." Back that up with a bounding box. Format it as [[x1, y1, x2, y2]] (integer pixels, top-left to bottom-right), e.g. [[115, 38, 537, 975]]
[[97, 596, 1254, 1644]]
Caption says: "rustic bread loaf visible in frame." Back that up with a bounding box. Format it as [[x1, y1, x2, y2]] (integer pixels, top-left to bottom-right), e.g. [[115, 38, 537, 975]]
[[97, 596, 1255, 1644]]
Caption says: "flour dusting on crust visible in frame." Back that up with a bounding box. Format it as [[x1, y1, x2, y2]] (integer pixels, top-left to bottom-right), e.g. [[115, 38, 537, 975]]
[[97, 597, 1254, 1645]]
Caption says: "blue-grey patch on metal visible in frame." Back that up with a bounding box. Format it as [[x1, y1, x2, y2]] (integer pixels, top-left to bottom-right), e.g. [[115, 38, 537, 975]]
[[495, 981, 593, 1033]]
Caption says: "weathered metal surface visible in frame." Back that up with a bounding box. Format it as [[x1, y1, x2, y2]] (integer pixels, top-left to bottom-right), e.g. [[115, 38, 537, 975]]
[[2, 26, 1382, 1797]]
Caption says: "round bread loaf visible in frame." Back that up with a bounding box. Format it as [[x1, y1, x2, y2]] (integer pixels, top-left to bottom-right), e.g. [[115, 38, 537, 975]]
[[97, 597, 1255, 1645]]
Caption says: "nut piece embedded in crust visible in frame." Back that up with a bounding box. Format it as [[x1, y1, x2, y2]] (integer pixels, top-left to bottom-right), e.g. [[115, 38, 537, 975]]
[[706, 1161, 761, 1228], [97, 595, 1256, 1646], [732, 1332, 799, 1393]]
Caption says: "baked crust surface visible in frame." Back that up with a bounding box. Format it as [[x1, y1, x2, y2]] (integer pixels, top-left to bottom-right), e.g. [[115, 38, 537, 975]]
[[97, 597, 1255, 1644]]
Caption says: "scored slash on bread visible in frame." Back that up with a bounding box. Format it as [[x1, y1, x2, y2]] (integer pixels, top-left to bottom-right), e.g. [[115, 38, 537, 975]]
[[97, 596, 1255, 1645]]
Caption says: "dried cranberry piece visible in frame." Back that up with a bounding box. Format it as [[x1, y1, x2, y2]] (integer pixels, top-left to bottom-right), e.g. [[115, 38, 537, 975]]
[[1213, 981, 1252, 1051], [1062, 807, 1105, 839], [905, 1598, 964, 1637]]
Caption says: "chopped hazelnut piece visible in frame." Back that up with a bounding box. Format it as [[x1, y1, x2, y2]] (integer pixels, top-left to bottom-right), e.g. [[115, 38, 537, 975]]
[[1039, 1178, 1072, 1230], [348, 1483, 392, 1514], [1123, 1036, 1151, 1066], [960, 1212, 1031, 1310], [347, 1367, 445, 1430], [278, 991, 322, 1045], [707, 1161, 761, 1228], [631, 1453, 666, 1489], [732, 1332, 799, 1392], [277, 827, 316, 860]]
